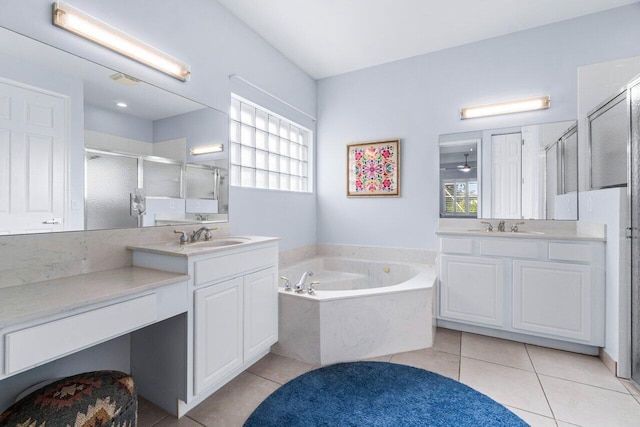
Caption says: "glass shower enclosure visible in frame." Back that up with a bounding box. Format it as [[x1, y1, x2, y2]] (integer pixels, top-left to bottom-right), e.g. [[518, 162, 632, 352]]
[[85, 149, 184, 230]]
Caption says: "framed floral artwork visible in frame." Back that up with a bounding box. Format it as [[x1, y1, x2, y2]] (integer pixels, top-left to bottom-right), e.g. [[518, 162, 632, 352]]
[[347, 139, 400, 197]]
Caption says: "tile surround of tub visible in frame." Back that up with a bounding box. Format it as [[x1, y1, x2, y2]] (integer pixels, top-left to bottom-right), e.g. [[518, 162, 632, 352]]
[[317, 244, 437, 265], [0, 223, 231, 289], [278, 244, 318, 269]]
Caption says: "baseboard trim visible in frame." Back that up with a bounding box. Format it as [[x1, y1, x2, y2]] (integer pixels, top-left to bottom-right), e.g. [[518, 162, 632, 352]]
[[599, 347, 618, 376]]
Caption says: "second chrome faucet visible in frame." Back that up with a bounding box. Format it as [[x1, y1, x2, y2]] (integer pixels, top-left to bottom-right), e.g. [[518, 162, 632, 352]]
[[281, 271, 318, 294], [174, 226, 217, 244]]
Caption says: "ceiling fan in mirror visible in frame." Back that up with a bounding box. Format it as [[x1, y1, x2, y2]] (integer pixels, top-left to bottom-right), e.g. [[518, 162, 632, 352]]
[[458, 153, 472, 173], [441, 153, 475, 172]]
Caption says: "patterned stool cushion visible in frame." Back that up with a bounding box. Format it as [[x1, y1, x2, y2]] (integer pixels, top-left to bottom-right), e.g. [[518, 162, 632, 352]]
[[0, 370, 137, 427]]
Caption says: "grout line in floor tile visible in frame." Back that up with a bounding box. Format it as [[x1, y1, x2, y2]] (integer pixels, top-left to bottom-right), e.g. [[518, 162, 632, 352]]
[[459, 354, 536, 374], [244, 370, 284, 388], [150, 415, 168, 426], [536, 372, 635, 396], [524, 344, 557, 423], [507, 404, 559, 424], [619, 378, 640, 396], [247, 370, 287, 386], [186, 415, 207, 426]]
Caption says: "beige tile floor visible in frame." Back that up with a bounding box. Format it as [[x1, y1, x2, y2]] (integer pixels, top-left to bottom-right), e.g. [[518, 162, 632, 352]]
[[138, 328, 640, 427]]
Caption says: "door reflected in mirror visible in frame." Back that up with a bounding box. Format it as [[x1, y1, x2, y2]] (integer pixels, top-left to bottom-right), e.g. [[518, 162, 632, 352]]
[[0, 26, 229, 236], [439, 120, 577, 220]]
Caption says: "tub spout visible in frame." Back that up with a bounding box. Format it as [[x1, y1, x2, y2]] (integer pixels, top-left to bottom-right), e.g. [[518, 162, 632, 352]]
[[295, 271, 313, 293]]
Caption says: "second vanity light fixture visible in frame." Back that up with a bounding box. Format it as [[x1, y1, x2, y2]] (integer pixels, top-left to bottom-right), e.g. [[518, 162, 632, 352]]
[[52, 1, 191, 81], [460, 95, 550, 119], [190, 144, 224, 155]]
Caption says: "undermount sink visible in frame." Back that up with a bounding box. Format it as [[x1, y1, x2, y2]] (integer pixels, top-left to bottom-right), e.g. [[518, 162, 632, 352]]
[[190, 238, 249, 247], [128, 235, 278, 257], [165, 237, 251, 248], [465, 228, 545, 235]]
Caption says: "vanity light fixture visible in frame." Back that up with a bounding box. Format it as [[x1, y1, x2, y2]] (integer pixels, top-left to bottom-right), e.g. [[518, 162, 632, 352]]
[[460, 95, 550, 119], [52, 2, 191, 81], [190, 144, 224, 155], [115, 102, 127, 108]]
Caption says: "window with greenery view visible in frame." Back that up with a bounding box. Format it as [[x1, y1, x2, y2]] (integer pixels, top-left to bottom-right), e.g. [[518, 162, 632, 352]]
[[443, 179, 478, 216]]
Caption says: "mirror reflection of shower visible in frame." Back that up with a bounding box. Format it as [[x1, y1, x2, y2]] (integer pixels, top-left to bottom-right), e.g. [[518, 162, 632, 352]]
[[85, 149, 225, 230]]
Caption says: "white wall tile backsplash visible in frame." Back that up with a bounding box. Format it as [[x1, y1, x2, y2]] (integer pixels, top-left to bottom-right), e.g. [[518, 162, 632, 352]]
[[0, 223, 231, 289]]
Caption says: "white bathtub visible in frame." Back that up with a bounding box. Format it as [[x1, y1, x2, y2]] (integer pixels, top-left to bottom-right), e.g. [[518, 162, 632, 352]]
[[271, 257, 436, 365]]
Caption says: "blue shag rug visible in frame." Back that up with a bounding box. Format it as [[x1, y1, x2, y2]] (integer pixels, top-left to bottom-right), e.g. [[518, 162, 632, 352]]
[[245, 362, 528, 427]]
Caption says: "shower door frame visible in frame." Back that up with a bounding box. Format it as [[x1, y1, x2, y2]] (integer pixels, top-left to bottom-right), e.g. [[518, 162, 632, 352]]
[[629, 75, 640, 387]]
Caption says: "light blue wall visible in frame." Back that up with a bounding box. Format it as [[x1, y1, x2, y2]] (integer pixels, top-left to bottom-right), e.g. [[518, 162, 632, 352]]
[[85, 104, 153, 142], [0, 0, 317, 251], [316, 4, 640, 250], [153, 108, 228, 164]]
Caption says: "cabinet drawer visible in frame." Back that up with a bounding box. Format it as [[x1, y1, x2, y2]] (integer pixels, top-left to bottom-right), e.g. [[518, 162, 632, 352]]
[[5, 294, 157, 375], [480, 239, 538, 258], [194, 247, 275, 285], [548, 242, 592, 262], [440, 238, 473, 255]]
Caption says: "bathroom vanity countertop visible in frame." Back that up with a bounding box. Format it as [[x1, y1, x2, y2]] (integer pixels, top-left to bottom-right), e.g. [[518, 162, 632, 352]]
[[435, 228, 606, 241], [436, 219, 606, 242], [0, 267, 189, 329], [127, 235, 280, 257]]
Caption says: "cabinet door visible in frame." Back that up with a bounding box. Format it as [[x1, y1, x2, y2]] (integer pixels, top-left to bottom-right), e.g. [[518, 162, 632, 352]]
[[243, 267, 278, 361], [194, 277, 243, 395], [439, 255, 504, 326], [512, 260, 591, 341]]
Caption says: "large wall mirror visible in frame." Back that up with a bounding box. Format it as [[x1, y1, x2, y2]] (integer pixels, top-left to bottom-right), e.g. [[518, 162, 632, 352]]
[[0, 27, 229, 235], [439, 120, 578, 220]]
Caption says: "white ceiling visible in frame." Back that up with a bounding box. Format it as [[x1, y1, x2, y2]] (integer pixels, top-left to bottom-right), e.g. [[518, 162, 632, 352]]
[[217, 0, 640, 79]]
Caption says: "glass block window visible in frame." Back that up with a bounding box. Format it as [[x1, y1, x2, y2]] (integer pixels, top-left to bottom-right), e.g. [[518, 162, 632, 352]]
[[230, 96, 311, 192]]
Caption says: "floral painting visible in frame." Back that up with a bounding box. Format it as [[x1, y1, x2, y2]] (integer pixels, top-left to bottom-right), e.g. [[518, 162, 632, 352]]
[[347, 139, 400, 197]]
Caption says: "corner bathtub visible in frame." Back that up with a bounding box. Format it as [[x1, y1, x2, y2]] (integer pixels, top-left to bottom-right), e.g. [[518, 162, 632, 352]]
[[271, 257, 436, 365]]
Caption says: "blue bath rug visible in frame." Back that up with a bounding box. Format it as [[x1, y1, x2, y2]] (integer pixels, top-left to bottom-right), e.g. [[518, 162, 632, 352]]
[[244, 361, 528, 427]]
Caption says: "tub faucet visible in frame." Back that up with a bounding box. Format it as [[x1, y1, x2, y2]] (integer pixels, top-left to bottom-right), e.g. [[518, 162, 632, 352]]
[[295, 271, 313, 293], [308, 281, 319, 296], [497, 220, 506, 232]]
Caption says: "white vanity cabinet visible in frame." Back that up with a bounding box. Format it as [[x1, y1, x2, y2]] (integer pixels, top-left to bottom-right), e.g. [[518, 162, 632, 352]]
[[193, 267, 277, 395], [437, 234, 605, 349], [194, 277, 243, 395], [130, 237, 279, 417], [512, 260, 592, 341], [439, 255, 504, 327]]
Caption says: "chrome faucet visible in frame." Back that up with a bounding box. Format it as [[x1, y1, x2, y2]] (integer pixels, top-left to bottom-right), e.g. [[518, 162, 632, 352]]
[[281, 276, 293, 292], [480, 221, 493, 232], [308, 281, 319, 296], [510, 221, 525, 232], [295, 271, 313, 293], [497, 220, 506, 232], [190, 226, 213, 243], [174, 230, 189, 245]]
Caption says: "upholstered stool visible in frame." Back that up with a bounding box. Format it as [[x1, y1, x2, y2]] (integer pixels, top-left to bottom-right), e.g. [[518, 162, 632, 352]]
[[0, 370, 137, 427]]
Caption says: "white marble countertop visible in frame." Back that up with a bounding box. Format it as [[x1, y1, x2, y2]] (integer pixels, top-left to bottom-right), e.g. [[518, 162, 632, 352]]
[[127, 235, 280, 257], [436, 219, 606, 242], [435, 229, 606, 241], [0, 267, 189, 329]]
